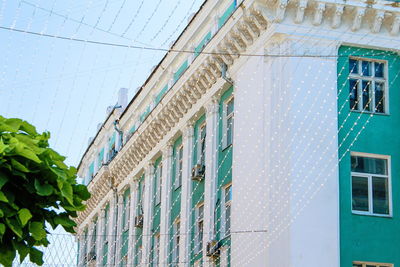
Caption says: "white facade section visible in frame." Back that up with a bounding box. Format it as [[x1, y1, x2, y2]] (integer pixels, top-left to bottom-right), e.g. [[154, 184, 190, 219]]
[[74, 0, 399, 266]]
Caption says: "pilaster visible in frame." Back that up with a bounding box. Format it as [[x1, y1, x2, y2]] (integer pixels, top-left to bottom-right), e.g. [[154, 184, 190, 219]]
[[127, 180, 138, 267], [203, 98, 219, 267], [159, 143, 174, 266], [179, 124, 194, 267], [114, 191, 124, 265], [141, 163, 155, 266]]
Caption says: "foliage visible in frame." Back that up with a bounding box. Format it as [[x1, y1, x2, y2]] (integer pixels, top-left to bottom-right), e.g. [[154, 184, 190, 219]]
[[0, 116, 90, 266]]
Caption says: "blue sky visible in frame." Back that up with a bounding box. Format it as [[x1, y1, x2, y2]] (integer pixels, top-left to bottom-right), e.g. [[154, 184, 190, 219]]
[[0, 0, 204, 168]]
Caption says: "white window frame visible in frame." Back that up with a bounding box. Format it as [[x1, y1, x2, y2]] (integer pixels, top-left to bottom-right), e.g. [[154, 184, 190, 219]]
[[348, 57, 389, 114], [222, 183, 232, 237], [174, 144, 183, 189], [351, 152, 392, 217], [195, 203, 204, 254], [353, 261, 393, 267], [197, 122, 206, 166], [222, 96, 234, 149], [172, 218, 180, 265]]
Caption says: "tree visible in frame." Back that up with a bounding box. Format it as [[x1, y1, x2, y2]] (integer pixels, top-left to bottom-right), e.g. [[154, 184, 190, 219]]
[[0, 116, 90, 266]]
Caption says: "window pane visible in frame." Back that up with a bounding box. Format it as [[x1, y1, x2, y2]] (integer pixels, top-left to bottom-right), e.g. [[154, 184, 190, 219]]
[[351, 156, 387, 175], [352, 176, 369, 212], [362, 80, 371, 111], [362, 61, 371, 76], [375, 62, 384, 78], [349, 59, 359, 74], [373, 177, 389, 215], [225, 185, 232, 203], [226, 205, 231, 234], [349, 79, 359, 110], [375, 82, 385, 113], [227, 99, 234, 115], [227, 117, 233, 146]]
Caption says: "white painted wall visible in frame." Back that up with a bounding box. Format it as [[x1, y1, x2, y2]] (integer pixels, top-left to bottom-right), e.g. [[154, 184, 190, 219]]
[[231, 36, 340, 267]]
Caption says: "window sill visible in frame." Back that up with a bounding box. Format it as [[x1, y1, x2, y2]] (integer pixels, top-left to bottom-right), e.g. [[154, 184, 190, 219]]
[[352, 211, 392, 218], [349, 110, 390, 116]]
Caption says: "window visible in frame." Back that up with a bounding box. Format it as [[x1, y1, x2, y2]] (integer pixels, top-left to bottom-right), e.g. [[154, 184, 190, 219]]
[[174, 145, 183, 189], [89, 217, 97, 260], [351, 154, 390, 216], [198, 123, 206, 166], [155, 163, 162, 205], [153, 233, 160, 266], [353, 261, 393, 267], [102, 204, 110, 266], [121, 189, 130, 265], [224, 184, 232, 235], [223, 97, 234, 148], [348, 58, 387, 113], [172, 219, 180, 265], [195, 203, 204, 253], [108, 133, 117, 161], [97, 148, 104, 170]]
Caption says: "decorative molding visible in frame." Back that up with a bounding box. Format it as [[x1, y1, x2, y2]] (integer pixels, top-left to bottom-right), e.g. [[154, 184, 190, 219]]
[[332, 5, 344, 29], [372, 10, 385, 33], [352, 7, 366, 32], [275, 0, 289, 22], [391, 14, 400, 35], [295, 0, 308, 24], [313, 2, 325, 26]]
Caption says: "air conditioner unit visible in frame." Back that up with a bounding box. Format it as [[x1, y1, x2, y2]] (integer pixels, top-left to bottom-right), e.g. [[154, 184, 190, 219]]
[[191, 164, 205, 181], [206, 240, 220, 257], [134, 215, 143, 228], [87, 250, 96, 261]]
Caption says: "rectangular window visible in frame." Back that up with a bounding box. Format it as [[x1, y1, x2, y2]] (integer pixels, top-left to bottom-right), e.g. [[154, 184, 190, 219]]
[[173, 219, 180, 265], [195, 203, 204, 253], [224, 184, 232, 236], [348, 58, 387, 113], [89, 217, 97, 261], [108, 133, 117, 161], [97, 148, 104, 170], [351, 154, 390, 216], [198, 123, 206, 166], [155, 163, 162, 205], [174, 145, 183, 189], [122, 189, 130, 231], [353, 261, 393, 267], [153, 233, 160, 266], [224, 97, 234, 148], [102, 204, 110, 266]]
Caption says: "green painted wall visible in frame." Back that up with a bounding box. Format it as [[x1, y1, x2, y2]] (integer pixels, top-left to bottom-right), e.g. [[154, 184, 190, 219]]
[[338, 46, 400, 266], [168, 136, 183, 264], [151, 157, 162, 266], [190, 114, 206, 265]]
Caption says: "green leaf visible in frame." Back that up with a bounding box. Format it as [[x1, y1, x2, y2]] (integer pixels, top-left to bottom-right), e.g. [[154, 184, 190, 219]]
[[29, 247, 44, 266], [0, 223, 5, 235], [0, 138, 7, 154], [18, 208, 32, 227], [11, 158, 30, 172], [19, 120, 37, 135], [0, 244, 15, 267], [0, 171, 8, 189], [12, 240, 29, 263], [5, 118, 22, 132], [60, 182, 73, 205], [34, 179, 53, 196], [54, 214, 76, 228], [5, 218, 23, 238], [74, 184, 91, 200], [29, 222, 46, 241], [0, 191, 8, 202], [16, 147, 41, 164]]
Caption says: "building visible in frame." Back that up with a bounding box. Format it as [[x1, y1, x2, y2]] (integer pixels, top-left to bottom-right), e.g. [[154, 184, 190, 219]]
[[74, 0, 400, 266]]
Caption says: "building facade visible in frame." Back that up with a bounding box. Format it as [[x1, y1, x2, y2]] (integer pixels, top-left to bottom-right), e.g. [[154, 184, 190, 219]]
[[75, 0, 400, 266]]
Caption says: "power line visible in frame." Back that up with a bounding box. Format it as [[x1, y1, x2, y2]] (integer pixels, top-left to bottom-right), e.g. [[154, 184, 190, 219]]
[[0, 25, 389, 58]]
